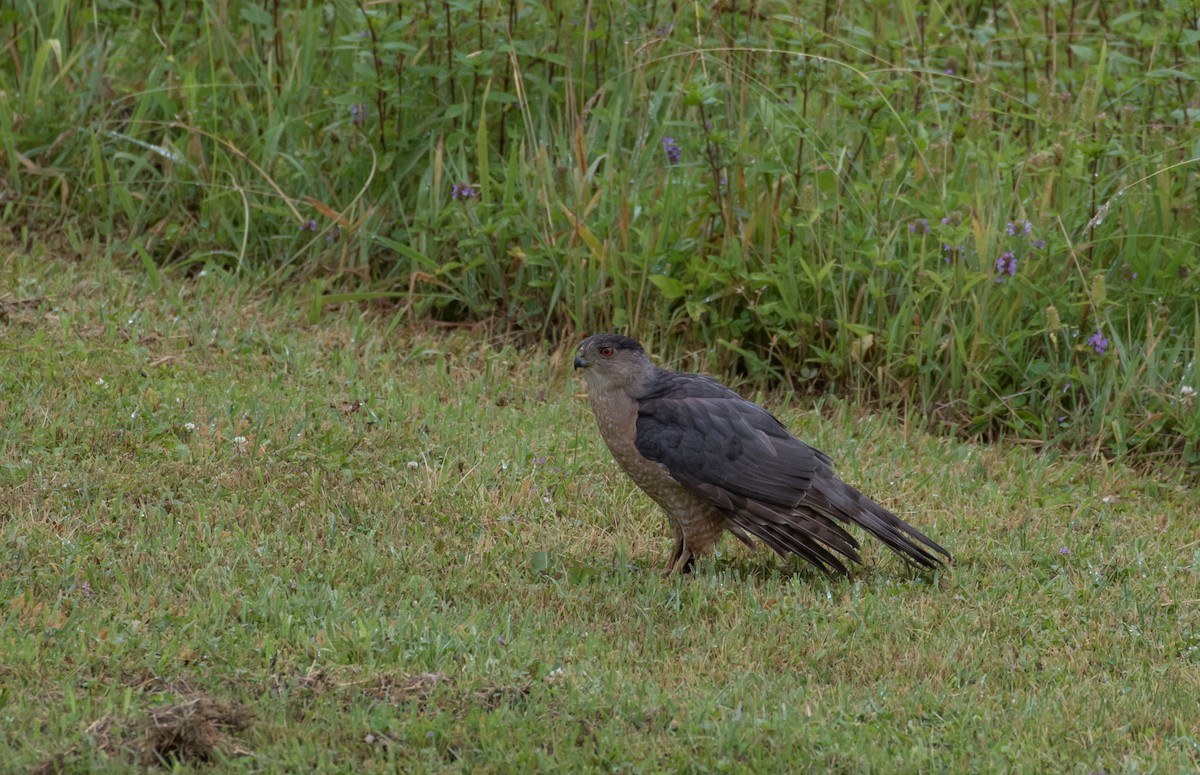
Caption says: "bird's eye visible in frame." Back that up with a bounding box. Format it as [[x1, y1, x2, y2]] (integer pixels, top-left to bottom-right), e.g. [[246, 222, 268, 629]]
[[598, 346, 615, 357]]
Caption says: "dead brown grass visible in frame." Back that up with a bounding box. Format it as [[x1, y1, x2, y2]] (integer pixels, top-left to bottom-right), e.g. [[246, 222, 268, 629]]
[[140, 695, 253, 766]]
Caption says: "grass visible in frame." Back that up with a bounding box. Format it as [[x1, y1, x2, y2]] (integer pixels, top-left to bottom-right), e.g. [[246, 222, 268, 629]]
[[4, 249, 1200, 772], [4, 0, 1200, 459]]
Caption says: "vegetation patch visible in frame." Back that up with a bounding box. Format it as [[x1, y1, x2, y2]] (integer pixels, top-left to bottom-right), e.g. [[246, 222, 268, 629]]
[[2, 1, 1197, 460]]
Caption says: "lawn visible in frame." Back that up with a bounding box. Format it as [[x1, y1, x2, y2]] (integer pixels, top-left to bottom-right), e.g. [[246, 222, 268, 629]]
[[3, 252, 1198, 772]]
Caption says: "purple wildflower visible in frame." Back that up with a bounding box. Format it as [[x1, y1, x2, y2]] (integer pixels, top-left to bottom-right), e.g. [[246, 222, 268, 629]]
[[941, 216, 951, 225], [451, 183, 479, 200], [1006, 220, 1035, 238], [662, 136, 682, 165], [995, 251, 1017, 280], [1087, 331, 1109, 356], [301, 219, 319, 232], [1031, 239, 1046, 250], [1059, 546, 1071, 556], [325, 225, 342, 243], [350, 103, 367, 126], [532, 456, 547, 465], [909, 218, 929, 234]]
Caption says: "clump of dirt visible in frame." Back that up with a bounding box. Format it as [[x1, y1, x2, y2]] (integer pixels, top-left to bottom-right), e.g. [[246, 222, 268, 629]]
[[33, 696, 251, 772], [140, 695, 252, 767]]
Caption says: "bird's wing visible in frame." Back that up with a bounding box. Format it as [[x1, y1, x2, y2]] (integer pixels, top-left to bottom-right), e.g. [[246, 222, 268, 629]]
[[633, 370, 822, 510], [632, 369, 949, 574]]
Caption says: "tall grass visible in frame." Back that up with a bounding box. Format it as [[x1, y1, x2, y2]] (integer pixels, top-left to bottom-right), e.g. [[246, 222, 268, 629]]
[[2, 0, 1198, 461]]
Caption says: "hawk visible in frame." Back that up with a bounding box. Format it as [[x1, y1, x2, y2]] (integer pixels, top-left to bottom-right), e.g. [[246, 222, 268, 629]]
[[574, 333, 951, 575]]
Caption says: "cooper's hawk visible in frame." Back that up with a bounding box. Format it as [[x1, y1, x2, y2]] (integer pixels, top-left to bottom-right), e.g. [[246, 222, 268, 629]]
[[574, 333, 951, 575]]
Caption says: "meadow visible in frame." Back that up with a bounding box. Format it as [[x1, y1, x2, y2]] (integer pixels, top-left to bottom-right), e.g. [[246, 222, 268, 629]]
[[3, 0, 1200, 771], [3, 252, 1199, 772]]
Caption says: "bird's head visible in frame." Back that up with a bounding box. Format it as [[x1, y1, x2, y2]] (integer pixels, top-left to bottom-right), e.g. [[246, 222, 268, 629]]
[[574, 333, 650, 389]]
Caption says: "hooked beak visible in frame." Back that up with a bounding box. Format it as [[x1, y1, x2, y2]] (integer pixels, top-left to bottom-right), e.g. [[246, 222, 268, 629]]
[[573, 353, 588, 370]]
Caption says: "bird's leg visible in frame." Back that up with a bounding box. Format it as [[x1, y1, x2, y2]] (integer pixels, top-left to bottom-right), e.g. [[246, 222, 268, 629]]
[[665, 521, 695, 575], [669, 542, 695, 575], [665, 538, 683, 572], [663, 520, 684, 574]]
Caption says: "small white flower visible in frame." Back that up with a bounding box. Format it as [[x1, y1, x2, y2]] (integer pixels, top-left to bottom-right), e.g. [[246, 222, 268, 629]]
[[1181, 385, 1196, 399], [1102, 496, 1113, 503], [545, 667, 566, 685], [95, 377, 107, 387], [501, 461, 509, 471], [184, 422, 196, 431], [130, 411, 137, 420], [407, 460, 419, 470], [233, 435, 247, 445]]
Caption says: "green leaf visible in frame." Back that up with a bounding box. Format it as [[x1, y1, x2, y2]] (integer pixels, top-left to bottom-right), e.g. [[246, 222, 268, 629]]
[[649, 274, 688, 300], [1146, 68, 1195, 81], [1068, 44, 1095, 63], [239, 4, 274, 27], [132, 243, 161, 292]]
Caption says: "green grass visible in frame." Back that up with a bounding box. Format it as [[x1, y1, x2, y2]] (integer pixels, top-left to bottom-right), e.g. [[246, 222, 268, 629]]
[[4, 251, 1200, 772], [4, 0, 1199, 460]]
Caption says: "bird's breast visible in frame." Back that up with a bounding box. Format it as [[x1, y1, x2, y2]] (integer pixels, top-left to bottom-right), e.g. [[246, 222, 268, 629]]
[[588, 388, 674, 488], [587, 388, 639, 458]]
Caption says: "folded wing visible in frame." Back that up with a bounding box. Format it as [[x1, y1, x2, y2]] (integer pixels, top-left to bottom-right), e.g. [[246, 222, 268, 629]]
[[634, 370, 950, 574]]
